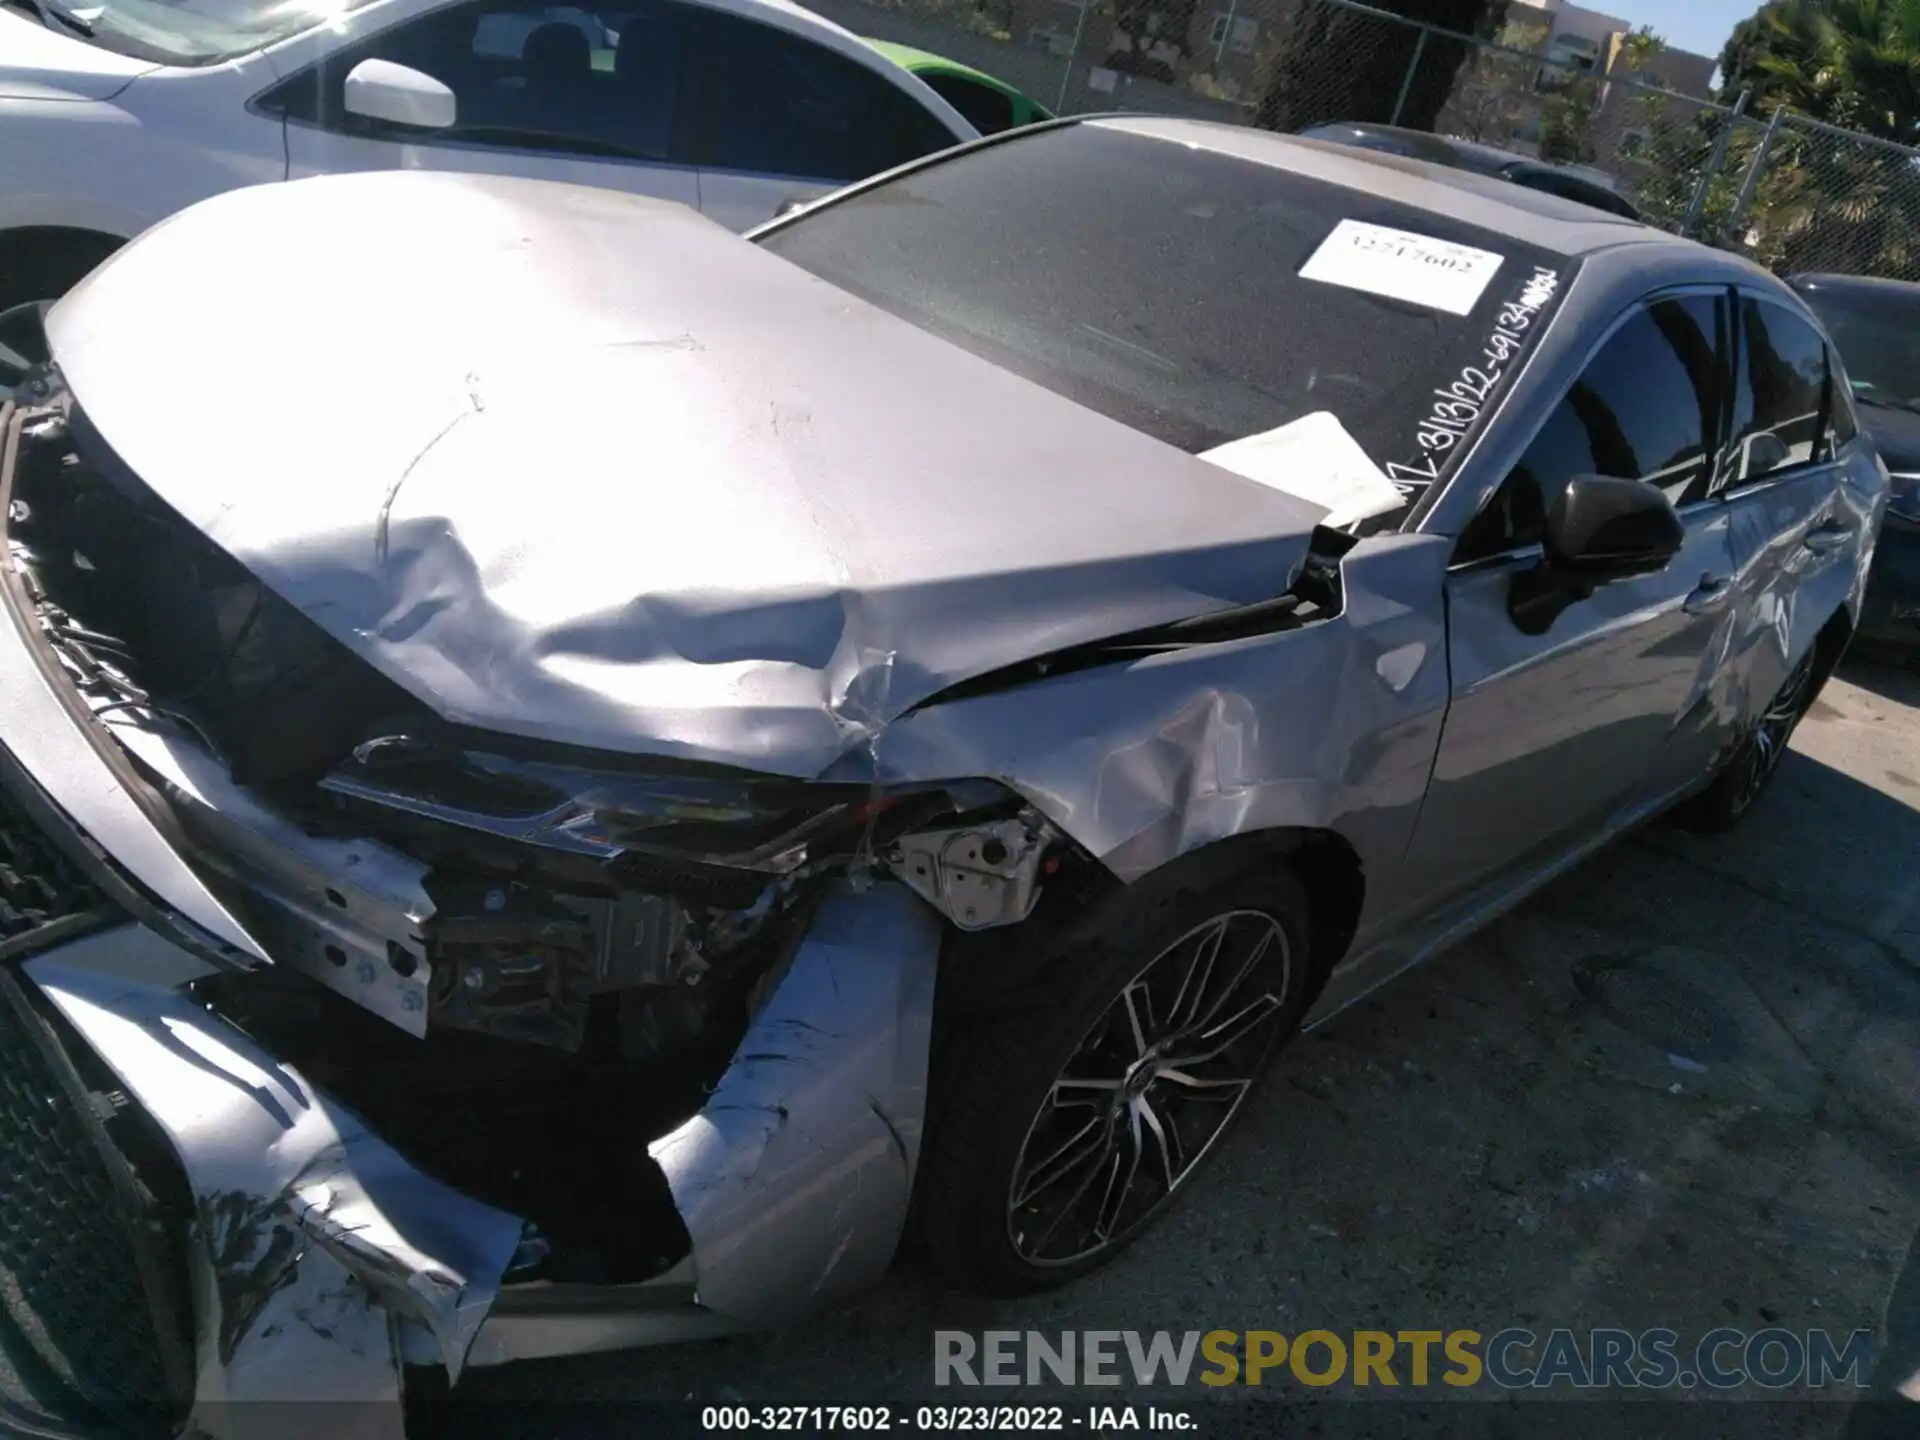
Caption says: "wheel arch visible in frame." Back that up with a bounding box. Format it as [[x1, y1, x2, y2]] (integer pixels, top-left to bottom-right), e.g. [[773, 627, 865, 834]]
[[938, 824, 1365, 1020], [0, 227, 128, 304]]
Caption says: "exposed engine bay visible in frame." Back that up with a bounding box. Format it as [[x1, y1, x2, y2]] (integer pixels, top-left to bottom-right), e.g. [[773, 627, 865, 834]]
[[0, 403, 1082, 1283]]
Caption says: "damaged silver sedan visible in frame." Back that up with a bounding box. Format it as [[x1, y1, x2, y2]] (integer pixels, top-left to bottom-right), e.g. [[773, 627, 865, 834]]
[[0, 115, 1886, 1434]]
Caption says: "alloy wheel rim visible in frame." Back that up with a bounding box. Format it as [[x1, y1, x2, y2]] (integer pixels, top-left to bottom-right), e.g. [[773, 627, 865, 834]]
[[0, 301, 53, 404], [1733, 649, 1817, 814], [1006, 908, 1293, 1267]]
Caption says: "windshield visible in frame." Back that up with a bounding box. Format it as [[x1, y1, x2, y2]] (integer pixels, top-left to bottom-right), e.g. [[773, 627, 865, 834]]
[[1800, 285, 1920, 412], [40, 0, 381, 65], [757, 123, 1575, 521]]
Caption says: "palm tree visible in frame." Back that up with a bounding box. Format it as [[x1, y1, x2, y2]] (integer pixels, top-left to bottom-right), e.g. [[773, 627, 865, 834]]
[[1743, 0, 1920, 140], [1714, 0, 1920, 278]]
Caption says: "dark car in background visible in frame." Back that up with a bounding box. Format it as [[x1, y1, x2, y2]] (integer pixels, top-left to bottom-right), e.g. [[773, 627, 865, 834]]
[[1298, 121, 1643, 222], [1792, 272, 1920, 654]]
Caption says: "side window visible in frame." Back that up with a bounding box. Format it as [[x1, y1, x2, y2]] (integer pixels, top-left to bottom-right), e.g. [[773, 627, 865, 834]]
[[268, 0, 681, 163], [1455, 294, 1725, 564], [1723, 296, 1831, 487], [678, 11, 958, 182], [922, 72, 1016, 135]]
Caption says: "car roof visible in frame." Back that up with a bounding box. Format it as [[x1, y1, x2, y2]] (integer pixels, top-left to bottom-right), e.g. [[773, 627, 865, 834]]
[[1085, 116, 1658, 258], [1297, 121, 1636, 209], [1299, 120, 1531, 176], [1790, 271, 1920, 299]]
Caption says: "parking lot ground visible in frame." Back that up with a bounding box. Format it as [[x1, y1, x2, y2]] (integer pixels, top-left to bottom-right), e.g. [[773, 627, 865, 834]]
[[429, 660, 1920, 1438]]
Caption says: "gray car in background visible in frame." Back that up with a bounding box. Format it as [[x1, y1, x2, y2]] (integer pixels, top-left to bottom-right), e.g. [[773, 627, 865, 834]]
[[0, 117, 1885, 1436]]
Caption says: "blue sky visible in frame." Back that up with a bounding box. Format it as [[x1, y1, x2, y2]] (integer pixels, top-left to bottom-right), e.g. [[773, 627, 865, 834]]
[[1588, 0, 1754, 59]]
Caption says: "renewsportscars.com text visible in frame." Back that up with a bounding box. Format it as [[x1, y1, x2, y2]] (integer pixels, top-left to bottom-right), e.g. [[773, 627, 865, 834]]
[[933, 1328, 1875, 1390]]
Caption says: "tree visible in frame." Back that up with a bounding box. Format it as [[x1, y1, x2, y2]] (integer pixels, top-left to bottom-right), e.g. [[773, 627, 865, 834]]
[[1717, 3, 1822, 109], [1434, 12, 1550, 145], [1254, 0, 1511, 134], [1538, 89, 1598, 162], [1718, 0, 1920, 140], [1705, 0, 1920, 277]]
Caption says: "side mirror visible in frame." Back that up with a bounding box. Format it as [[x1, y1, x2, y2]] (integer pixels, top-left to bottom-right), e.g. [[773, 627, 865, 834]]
[[343, 59, 457, 131], [1545, 473, 1686, 578], [1509, 474, 1684, 635]]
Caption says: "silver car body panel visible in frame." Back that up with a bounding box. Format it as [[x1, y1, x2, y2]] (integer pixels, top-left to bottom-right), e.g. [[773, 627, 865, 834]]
[[46, 168, 1328, 777], [860, 529, 1455, 899], [0, 119, 1887, 1420]]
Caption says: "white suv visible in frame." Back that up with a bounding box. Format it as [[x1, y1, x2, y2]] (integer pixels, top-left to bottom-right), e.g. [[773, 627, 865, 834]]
[[0, 0, 976, 338]]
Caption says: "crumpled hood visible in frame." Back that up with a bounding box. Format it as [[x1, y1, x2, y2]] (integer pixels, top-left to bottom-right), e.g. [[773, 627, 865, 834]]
[[0, 10, 158, 100], [46, 170, 1329, 776]]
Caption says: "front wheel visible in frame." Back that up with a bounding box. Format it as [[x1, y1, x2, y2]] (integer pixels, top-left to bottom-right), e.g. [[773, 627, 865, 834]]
[[918, 867, 1317, 1296]]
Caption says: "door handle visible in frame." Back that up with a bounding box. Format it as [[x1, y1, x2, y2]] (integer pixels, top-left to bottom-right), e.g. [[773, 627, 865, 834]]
[[1683, 574, 1732, 615], [1803, 520, 1852, 554]]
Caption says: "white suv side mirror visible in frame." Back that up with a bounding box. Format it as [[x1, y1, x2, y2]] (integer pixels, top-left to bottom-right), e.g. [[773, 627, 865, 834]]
[[342, 59, 457, 130]]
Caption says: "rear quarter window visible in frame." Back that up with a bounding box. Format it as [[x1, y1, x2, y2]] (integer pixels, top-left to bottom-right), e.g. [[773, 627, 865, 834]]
[[922, 72, 1016, 135]]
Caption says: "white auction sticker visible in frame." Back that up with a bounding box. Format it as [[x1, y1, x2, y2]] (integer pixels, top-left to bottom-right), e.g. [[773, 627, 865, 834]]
[[1299, 219, 1505, 316], [1198, 410, 1405, 530]]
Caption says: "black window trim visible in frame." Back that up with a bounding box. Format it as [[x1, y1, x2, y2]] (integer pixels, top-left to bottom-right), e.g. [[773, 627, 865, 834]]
[[1441, 281, 1735, 574], [1710, 284, 1844, 501], [252, 0, 704, 169], [248, 0, 963, 175]]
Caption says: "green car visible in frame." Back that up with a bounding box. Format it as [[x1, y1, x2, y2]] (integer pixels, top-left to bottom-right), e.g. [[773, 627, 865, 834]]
[[863, 39, 1054, 135]]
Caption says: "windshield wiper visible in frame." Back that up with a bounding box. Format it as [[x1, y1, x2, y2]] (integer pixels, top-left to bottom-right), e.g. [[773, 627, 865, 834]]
[[3, 0, 94, 35]]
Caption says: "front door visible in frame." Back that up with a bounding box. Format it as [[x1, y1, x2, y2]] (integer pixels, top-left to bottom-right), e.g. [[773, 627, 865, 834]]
[[1403, 292, 1742, 912]]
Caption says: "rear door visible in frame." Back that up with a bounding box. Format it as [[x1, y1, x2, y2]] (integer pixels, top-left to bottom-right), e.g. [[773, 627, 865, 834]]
[[1401, 291, 1741, 912], [674, 6, 967, 231], [271, 0, 701, 212], [1713, 291, 1864, 720]]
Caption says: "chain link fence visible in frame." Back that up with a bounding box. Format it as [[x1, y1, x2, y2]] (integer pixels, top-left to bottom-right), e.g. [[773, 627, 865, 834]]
[[818, 0, 1920, 282]]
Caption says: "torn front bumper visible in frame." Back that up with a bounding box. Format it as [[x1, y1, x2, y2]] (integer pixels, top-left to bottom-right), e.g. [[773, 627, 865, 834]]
[[0, 746, 941, 1436]]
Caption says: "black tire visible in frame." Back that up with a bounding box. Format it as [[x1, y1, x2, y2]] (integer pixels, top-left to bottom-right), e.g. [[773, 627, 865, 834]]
[[918, 863, 1319, 1297], [1675, 641, 1824, 833]]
